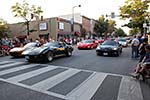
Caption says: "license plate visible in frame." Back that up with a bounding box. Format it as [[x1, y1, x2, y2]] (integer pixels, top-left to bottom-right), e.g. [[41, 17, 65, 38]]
[[103, 53, 108, 55], [25, 56, 29, 59]]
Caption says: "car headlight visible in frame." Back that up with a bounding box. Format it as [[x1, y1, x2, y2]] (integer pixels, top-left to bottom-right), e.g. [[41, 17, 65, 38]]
[[96, 46, 101, 50], [77, 43, 80, 46], [113, 48, 118, 50]]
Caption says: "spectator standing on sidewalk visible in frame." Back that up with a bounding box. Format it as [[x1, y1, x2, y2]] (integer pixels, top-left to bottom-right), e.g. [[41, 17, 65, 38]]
[[131, 35, 140, 58], [138, 38, 147, 62]]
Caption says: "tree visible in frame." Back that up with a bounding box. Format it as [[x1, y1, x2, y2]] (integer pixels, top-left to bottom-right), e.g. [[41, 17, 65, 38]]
[[107, 19, 116, 33], [11, 0, 43, 36], [115, 28, 127, 37], [0, 18, 10, 38], [94, 16, 109, 37], [94, 15, 117, 37], [119, 0, 150, 34]]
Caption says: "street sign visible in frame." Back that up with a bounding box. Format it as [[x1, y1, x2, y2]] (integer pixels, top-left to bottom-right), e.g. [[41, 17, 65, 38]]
[[70, 18, 74, 25], [143, 23, 147, 28]]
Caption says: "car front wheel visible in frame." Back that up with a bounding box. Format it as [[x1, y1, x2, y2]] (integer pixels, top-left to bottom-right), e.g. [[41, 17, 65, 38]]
[[66, 50, 72, 57], [116, 50, 120, 56], [46, 51, 53, 62]]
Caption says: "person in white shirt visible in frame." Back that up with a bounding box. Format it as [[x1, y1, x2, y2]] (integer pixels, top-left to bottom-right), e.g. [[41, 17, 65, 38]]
[[131, 35, 140, 58]]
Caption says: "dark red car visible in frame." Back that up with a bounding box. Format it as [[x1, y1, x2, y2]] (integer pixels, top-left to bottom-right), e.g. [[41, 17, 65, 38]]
[[77, 39, 98, 49]]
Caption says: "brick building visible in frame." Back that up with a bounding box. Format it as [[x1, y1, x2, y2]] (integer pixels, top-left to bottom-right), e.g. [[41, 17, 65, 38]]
[[8, 14, 96, 41]]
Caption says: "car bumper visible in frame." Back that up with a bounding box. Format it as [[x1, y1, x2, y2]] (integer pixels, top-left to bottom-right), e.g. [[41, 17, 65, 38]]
[[96, 50, 118, 55], [9, 52, 23, 57], [78, 45, 92, 49], [25, 54, 46, 62]]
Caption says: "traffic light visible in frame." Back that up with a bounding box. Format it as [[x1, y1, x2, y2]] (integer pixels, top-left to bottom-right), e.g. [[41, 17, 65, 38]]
[[31, 13, 34, 19], [111, 12, 115, 18], [41, 16, 43, 21]]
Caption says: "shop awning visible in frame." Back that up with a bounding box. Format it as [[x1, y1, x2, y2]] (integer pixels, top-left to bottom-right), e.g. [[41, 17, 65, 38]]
[[17, 35, 27, 39]]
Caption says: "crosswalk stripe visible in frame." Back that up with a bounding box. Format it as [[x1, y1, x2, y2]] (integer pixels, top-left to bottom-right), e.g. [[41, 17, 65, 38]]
[[66, 72, 107, 100], [117, 76, 143, 100], [0, 62, 25, 68], [0, 62, 144, 100], [0, 61, 13, 64], [32, 68, 80, 92], [0, 64, 39, 76], [7, 65, 58, 82]]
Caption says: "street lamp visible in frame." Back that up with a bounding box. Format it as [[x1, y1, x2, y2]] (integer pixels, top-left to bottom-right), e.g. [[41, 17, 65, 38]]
[[71, 5, 81, 32]]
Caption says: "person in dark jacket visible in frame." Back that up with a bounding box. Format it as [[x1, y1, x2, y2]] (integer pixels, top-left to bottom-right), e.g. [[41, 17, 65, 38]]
[[133, 45, 150, 78], [138, 38, 147, 62]]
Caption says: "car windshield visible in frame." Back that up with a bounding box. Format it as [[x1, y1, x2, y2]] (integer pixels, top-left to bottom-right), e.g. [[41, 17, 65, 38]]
[[42, 42, 59, 47], [118, 38, 126, 42], [102, 41, 117, 46], [81, 40, 93, 43], [24, 42, 36, 48]]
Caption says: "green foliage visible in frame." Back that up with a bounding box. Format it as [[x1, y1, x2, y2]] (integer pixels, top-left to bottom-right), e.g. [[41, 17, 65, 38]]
[[11, 0, 43, 36], [115, 28, 127, 37], [94, 16, 109, 36], [107, 19, 116, 33], [11, 0, 43, 20], [119, 0, 150, 33], [0, 18, 10, 38], [29, 29, 37, 32], [94, 16, 117, 36]]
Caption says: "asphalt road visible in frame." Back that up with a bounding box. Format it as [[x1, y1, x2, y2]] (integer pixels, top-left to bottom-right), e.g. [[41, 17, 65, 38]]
[[48, 46, 138, 75], [0, 46, 150, 100], [0, 46, 138, 75]]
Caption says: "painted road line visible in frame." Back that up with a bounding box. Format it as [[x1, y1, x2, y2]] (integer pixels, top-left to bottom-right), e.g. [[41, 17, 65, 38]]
[[0, 64, 39, 76], [7, 65, 58, 82], [32, 68, 80, 91], [19, 68, 67, 86], [117, 76, 143, 100], [66, 72, 107, 100]]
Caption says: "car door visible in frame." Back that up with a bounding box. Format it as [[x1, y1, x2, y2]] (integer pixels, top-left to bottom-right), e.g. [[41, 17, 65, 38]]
[[57, 42, 66, 55], [93, 40, 98, 48]]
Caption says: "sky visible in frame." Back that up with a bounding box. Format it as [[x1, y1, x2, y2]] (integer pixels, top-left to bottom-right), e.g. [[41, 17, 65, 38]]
[[0, 0, 129, 33]]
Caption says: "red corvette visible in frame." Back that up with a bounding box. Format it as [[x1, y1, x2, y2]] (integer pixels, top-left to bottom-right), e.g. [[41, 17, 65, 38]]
[[77, 39, 98, 49], [94, 38, 104, 44]]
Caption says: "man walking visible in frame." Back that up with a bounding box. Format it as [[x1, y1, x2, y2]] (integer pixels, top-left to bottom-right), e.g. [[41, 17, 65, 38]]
[[131, 35, 140, 58]]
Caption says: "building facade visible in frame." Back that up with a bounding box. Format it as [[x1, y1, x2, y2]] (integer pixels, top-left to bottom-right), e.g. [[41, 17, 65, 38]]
[[8, 14, 97, 41], [8, 17, 81, 41]]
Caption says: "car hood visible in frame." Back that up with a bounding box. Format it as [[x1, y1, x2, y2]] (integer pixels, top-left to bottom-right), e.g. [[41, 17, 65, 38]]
[[78, 43, 92, 45], [22, 46, 48, 55], [10, 47, 25, 52], [99, 45, 117, 48]]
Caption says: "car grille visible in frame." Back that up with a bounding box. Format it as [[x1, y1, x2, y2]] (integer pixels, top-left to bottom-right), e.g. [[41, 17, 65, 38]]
[[101, 48, 112, 51]]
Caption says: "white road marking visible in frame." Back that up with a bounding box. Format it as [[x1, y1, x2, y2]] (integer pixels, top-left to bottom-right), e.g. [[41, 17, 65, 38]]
[[32, 68, 80, 91], [117, 76, 143, 100], [0, 64, 39, 76], [7, 65, 58, 82]]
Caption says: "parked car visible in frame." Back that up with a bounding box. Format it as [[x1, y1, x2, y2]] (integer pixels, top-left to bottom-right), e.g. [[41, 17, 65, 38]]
[[118, 38, 128, 47], [9, 42, 37, 57], [77, 39, 98, 49], [94, 38, 104, 44], [22, 41, 74, 62], [96, 40, 122, 56]]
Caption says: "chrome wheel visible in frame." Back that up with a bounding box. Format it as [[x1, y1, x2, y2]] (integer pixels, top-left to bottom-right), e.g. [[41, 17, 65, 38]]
[[47, 51, 53, 62], [66, 50, 72, 57]]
